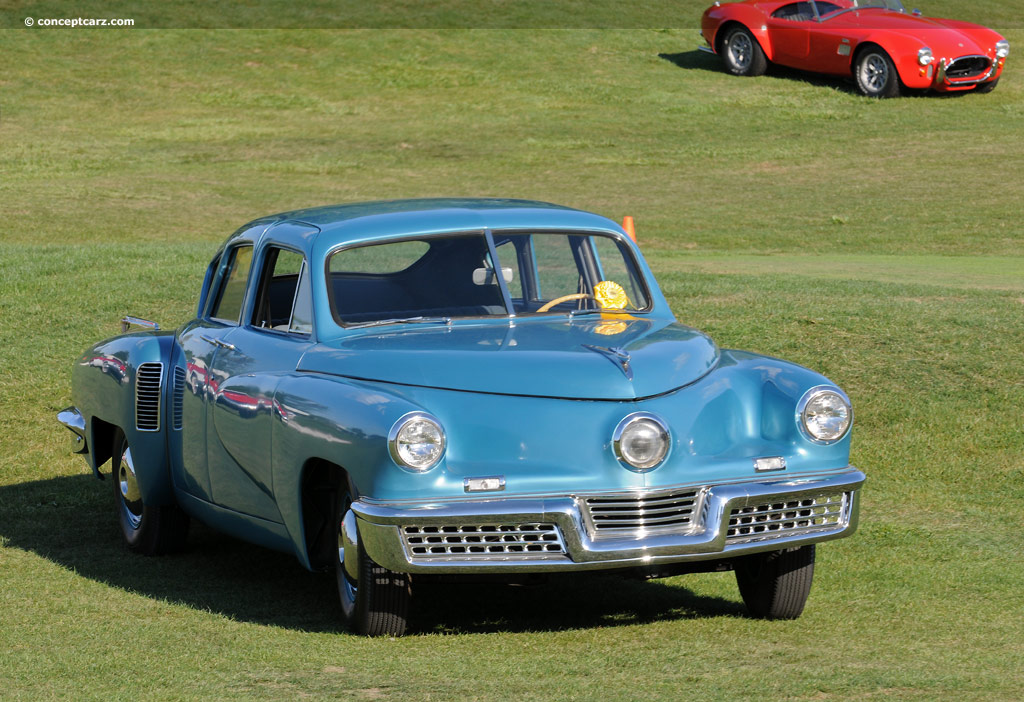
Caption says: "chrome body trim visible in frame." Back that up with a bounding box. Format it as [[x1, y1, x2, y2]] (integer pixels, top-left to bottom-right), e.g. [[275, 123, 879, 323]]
[[353, 468, 865, 573], [57, 406, 89, 454]]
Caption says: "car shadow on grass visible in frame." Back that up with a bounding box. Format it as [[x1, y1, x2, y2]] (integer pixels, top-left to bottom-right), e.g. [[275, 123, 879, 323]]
[[1, 474, 745, 635], [660, 50, 862, 96], [658, 50, 979, 99]]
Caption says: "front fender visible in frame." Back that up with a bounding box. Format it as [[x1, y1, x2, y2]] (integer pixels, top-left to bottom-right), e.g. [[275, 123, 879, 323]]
[[270, 372, 429, 567], [705, 6, 775, 62], [71, 331, 176, 504]]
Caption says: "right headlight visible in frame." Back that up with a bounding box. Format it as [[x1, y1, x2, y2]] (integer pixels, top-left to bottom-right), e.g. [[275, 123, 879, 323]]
[[797, 386, 852, 444], [388, 412, 446, 471], [917, 47, 934, 66], [613, 412, 670, 471], [996, 40, 1010, 59]]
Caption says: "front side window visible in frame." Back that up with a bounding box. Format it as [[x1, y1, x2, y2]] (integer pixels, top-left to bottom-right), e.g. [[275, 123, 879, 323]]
[[326, 231, 650, 326], [209, 245, 253, 324]]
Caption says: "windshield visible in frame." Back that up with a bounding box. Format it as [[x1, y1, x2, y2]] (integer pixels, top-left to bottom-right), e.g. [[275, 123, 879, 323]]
[[326, 231, 651, 326]]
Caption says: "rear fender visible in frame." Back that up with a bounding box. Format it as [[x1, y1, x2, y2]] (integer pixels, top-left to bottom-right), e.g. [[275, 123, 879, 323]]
[[71, 331, 177, 505]]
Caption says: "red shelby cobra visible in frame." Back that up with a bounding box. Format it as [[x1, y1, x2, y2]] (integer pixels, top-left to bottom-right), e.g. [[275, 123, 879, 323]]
[[700, 0, 1009, 97]]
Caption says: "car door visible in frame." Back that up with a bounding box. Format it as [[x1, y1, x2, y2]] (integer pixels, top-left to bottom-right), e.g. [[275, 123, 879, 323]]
[[175, 242, 255, 502], [766, 1, 816, 66], [204, 235, 316, 522]]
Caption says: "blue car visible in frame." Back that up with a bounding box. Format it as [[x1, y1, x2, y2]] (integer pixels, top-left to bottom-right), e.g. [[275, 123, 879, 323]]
[[59, 199, 864, 635]]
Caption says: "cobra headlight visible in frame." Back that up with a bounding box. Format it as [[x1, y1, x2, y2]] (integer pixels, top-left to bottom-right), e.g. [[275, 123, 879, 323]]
[[917, 47, 935, 66], [613, 412, 670, 471], [797, 386, 852, 444], [388, 412, 445, 471], [996, 40, 1010, 59]]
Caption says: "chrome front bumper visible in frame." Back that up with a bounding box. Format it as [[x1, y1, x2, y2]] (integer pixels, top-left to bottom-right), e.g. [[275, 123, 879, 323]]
[[57, 406, 89, 454], [353, 468, 865, 574]]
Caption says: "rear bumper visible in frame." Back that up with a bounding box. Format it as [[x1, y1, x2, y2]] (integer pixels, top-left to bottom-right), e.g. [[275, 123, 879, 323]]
[[354, 467, 865, 574]]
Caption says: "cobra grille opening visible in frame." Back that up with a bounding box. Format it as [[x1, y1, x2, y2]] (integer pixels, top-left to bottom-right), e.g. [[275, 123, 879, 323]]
[[583, 488, 701, 537], [727, 492, 848, 544], [135, 362, 163, 431], [946, 56, 990, 79], [402, 523, 565, 560]]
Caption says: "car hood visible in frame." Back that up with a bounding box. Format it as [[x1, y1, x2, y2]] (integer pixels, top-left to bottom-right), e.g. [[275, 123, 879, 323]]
[[834, 11, 996, 54], [298, 317, 720, 400]]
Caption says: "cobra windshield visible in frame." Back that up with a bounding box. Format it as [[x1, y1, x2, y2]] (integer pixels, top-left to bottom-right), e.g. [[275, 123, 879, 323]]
[[327, 231, 651, 326]]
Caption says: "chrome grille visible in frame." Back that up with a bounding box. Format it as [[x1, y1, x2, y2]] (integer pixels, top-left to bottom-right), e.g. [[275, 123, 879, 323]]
[[582, 488, 702, 538], [172, 366, 186, 430], [947, 55, 990, 79], [402, 524, 565, 560], [135, 362, 163, 431], [727, 492, 847, 544]]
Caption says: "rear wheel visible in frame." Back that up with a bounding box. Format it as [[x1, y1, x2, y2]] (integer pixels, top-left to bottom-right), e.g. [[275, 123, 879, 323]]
[[854, 49, 901, 98], [735, 545, 815, 619], [721, 26, 768, 77], [113, 432, 189, 555], [336, 485, 411, 636]]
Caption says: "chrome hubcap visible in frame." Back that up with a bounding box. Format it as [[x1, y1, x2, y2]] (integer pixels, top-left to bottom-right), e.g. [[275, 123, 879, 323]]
[[118, 447, 143, 530], [729, 33, 752, 70], [861, 54, 888, 92]]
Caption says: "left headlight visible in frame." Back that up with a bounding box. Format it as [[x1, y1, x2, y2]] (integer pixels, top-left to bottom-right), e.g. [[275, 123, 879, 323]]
[[996, 40, 1010, 58], [797, 386, 852, 444], [388, 412, 446, 471]]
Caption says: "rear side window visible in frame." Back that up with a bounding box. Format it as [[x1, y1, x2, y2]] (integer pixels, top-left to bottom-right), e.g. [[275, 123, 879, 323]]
[[252, 247, 313, 335], [210, 245, 253, 324]]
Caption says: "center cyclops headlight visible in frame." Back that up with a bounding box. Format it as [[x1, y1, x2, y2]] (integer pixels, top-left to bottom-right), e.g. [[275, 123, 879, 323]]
[[613, 412, 670, 471], [797, 386, 852, 444], [388, 412, 446, 471]]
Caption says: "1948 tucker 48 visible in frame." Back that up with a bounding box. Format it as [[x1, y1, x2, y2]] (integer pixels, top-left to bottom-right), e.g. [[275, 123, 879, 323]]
[[59, 199, 864, 635]]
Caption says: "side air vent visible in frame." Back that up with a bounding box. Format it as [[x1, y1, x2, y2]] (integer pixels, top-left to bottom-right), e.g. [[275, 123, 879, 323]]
[[135, 362, 163, 431], [172, 366, 186, 430]]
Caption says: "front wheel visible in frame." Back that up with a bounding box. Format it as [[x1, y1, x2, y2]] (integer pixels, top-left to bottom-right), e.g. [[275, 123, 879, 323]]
[[855, 49, 901, 98], [975, 78, 999, 94], [722, 26, 768, 77], [336, 487, 411, 636], [735, 545, 815, 619], [113, 432, 189, 555]]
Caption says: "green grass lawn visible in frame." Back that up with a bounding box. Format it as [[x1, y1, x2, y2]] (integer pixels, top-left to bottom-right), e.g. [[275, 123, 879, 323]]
[[2, 19, 1023, 701]]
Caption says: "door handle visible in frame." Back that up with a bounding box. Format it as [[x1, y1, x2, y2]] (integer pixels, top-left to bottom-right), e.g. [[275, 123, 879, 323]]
[[200, 335, 236, 351]]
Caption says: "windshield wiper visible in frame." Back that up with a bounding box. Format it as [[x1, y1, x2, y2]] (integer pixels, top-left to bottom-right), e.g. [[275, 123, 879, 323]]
[[345, 316, 452, 330]]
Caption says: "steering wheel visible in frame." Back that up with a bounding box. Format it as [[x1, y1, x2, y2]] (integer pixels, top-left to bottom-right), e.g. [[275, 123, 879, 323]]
[[536, 293, 596, 313]]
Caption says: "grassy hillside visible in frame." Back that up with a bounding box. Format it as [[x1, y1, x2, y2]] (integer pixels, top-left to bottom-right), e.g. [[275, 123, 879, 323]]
[[2, 24, 1023, 701]]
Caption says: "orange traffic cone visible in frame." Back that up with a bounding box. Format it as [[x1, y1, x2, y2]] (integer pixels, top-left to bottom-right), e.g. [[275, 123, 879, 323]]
[[622, 216, 636, 242]]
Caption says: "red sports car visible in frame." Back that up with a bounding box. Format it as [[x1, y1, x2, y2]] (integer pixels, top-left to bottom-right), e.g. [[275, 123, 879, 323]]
[[700, 0, 1009, 97]]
